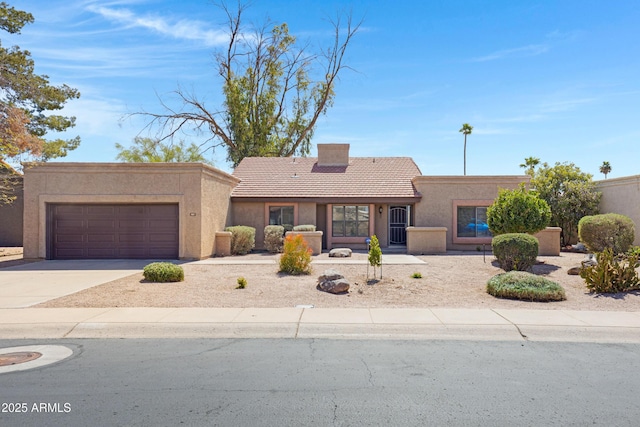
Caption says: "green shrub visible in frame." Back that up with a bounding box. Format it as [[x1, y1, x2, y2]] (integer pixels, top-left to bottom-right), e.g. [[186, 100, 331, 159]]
[[143, 262, 184, 283], [225, 226, 256, 255], [627, 246, 640, 261], [264, 225, 285, 253], [580, 248, 640, 293], [279, 234, 312, 275], [487, 271, 566, 302], [292, 224, 316, 232], [578, 213, 635, 254], [236, 277, 247, 289], [411, 272, 422, 279], [487, 184, 551, 235], [492, 233, 539, 271]]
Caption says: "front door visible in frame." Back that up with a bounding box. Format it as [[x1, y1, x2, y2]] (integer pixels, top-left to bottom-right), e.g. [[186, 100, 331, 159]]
[[389, 206, 409, 245]]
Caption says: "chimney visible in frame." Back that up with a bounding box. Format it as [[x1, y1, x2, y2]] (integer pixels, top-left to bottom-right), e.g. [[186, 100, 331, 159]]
[[317, 144, 350, 167]]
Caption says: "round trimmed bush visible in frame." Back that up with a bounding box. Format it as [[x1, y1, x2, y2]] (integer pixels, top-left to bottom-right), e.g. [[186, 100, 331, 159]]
[[492, 233, 539, 271], [143, 262, 184, 282], [487, 271, 566, 302], [578, 213, 635, 254], [487, 184, 551, 235]]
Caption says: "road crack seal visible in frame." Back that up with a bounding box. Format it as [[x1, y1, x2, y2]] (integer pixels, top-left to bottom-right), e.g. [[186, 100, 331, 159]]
[[491, 309, 528, 340]]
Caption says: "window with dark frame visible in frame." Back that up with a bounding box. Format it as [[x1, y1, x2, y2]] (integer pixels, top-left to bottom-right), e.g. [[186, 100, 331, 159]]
[[332, 205, 370, 237], [456, 206, 492, 238], [269, 206, 294, 230]]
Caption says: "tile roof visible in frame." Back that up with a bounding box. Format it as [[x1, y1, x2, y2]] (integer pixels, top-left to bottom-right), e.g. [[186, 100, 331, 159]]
[[231, 156, 422, 200]]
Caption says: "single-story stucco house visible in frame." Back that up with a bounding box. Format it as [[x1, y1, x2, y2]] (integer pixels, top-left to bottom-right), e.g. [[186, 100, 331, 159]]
[[20, 143, 636, 260]]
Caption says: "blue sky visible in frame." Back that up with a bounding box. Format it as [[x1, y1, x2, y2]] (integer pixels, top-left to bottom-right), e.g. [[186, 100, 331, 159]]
[[5, 0, 640, 178]]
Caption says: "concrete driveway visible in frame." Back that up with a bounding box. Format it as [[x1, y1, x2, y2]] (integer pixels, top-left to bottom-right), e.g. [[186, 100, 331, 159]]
[[0, 260, 152, 308]]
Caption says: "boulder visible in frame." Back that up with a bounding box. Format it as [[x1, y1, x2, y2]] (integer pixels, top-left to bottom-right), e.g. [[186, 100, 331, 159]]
[[317, 269, 350, 294], [318, 269, 344, 282], [567, 255, 597, 275], [329, 248, 352, 258], [567, 266, 582, 275], [318, 278, 350, 294]]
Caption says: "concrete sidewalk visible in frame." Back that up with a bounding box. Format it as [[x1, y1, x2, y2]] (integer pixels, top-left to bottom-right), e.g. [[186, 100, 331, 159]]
[[1, 258, 639, 342], [0, 306, 639, 342]]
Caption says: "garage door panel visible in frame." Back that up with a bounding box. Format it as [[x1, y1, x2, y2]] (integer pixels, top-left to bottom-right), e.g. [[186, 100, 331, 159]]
[[149, 219, 178, 228], [55, 205, 84, 215], [50, 204, 179, 259], [87, 234, 116, 243], [87, 248, 118, 258], [56, 248, 86, 258], [118, 233, 146, 243], [56, 219, 85, 229], [87, 220, 115, 230], [56, 234, 84, 243], [147, 205, 178, 215], [87, 206, 116, 216], [118, 205, 146, 215], [117, 248, 149, 258], [149, 233, 178, 243], [118, 220, 146, 229]]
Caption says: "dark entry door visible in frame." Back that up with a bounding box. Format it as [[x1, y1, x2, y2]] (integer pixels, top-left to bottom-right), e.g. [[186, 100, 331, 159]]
[[389, 206, 408, 245], [48, 204, 179, 259]]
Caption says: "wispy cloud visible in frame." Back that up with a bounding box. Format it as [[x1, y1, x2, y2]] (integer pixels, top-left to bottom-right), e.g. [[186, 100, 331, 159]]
[[471, 44, 549, 62], [86, 4, 228, 47], [539, 97, 596, 113]]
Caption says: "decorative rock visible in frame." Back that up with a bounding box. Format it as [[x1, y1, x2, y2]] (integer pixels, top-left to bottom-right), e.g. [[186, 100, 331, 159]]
[[318, 269, 344, 282], [567, 255, 597, 275], [318, 278, 350, 294], [567, 266, 582, 275], [317, 269, 350, 294], [571, 242, 588, 252], [329, 248, 352, 258]]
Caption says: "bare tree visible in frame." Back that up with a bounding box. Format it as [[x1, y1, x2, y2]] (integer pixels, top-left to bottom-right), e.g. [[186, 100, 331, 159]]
[[136, 2, 360, 167]]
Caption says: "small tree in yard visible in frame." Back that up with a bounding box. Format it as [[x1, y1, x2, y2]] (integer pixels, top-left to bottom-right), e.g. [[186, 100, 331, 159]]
[[368, 235, 382, 280]]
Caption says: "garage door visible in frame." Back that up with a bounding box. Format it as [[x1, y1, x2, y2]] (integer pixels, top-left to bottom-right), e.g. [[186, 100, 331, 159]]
[[48, 204, 179, 259]]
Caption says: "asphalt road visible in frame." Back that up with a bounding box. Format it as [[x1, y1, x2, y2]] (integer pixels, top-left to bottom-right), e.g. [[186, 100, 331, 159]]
[[1, 338, 639, 426]]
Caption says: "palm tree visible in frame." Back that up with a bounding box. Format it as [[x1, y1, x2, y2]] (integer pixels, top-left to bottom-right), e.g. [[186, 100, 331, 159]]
[[519, 156, 540, 176], [459, 123, 473, 175], [599, 161, 612, 179]]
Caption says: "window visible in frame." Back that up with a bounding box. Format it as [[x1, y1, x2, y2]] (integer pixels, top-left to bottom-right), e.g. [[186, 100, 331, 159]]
[[269, 206, 294, 230], [457, 206, 492, 238], [332, 205, 369, 237]]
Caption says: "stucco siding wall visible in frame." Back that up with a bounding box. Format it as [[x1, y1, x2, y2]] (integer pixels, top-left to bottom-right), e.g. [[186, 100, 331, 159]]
[[230, 202, 266, 249], [297, 202, 317, 226], [412, 176, 529, 250], [596, 175, 640, 245], [374, 205, 389, 247], [23, 163, 239, 259], [200, 170, 237, 257]]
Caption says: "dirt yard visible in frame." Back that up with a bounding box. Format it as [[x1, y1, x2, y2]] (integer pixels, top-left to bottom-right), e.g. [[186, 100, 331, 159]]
[[37, 251, 640, 311]]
